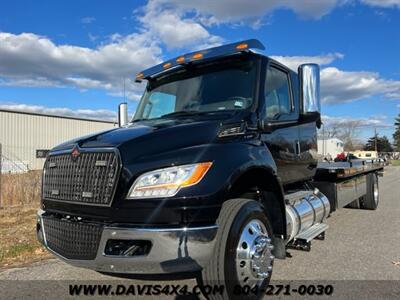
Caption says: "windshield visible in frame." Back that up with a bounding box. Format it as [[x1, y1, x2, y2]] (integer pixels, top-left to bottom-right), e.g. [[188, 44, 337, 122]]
[[133, 57, 257, 121]]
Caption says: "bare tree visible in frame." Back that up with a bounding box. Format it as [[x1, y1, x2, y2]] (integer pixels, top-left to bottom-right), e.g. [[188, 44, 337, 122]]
[[325, 123, 341, 138], [339, 120, 361, 151], [322, 120, 362, 151]]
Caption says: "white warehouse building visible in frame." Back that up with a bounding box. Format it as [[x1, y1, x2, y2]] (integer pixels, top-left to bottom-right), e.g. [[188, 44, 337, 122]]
[[0, 109, 116, 172]]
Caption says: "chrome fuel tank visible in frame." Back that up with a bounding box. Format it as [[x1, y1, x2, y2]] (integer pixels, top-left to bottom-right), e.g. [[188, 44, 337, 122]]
[[286, 189, 330, 242]]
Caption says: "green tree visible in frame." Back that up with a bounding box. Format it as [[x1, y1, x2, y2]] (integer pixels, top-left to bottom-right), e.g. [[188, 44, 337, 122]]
[[393, 114, 400, 151], [364, 135, 393, 152]]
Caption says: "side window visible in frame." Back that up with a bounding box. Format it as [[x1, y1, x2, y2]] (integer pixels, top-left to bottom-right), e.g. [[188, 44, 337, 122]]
[[265, 66, 292, 119]]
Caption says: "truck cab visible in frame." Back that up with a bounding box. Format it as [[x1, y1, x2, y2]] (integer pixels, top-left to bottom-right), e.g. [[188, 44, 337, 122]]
[[37, 39, 381, 299]]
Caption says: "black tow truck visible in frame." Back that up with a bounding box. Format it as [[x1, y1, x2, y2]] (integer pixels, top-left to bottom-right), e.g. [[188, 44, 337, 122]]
[[37, 39, 383, 299]]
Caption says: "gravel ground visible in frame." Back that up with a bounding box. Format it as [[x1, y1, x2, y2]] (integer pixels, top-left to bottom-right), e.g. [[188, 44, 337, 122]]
[[1, 166, 399, 299]]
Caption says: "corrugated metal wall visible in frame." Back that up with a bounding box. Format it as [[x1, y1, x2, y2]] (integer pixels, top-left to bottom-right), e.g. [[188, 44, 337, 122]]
[[0, 110, 116, 170]]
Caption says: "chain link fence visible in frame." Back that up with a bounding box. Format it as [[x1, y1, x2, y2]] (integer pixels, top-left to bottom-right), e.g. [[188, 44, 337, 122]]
[[0, 143, 41, 208]]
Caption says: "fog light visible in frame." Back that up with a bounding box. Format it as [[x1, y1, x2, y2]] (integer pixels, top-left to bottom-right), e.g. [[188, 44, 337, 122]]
[[104, 240, 152, 256]]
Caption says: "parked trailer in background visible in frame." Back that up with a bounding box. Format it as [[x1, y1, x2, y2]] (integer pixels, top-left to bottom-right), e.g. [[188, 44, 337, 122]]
[[351, 150, 378, 160], [37, 40, 383, 299], [318, 137, 344, 160]]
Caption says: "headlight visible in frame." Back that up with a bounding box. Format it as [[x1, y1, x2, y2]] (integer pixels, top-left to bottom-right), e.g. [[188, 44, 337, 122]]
[[127, 162, 213, 199]]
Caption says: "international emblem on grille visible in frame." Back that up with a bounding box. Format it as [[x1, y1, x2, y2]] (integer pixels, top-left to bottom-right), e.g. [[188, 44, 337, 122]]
[[71, 146, 80, 161]]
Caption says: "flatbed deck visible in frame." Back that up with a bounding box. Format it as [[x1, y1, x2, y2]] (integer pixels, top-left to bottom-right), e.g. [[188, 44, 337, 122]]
[[315, 159, 384, 181]]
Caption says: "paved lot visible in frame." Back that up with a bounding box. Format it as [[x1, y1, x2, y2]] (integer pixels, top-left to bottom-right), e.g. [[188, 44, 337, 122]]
[[1, 166, 399, 298]]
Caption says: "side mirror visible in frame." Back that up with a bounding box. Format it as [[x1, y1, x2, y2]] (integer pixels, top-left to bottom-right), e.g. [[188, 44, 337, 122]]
[[298, 64, 321, 126], [118, 102, 128, 127]]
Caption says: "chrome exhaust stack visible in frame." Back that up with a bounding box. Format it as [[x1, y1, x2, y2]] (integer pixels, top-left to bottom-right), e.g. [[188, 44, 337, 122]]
[[285, 189, 330, 243]]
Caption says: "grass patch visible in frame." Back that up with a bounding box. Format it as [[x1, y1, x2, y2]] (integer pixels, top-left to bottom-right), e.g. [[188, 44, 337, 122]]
[[0, 243, 38, 262], [0, 206, 51, 268], [0, 171, 51, 268], [391, 160, 400, 166]]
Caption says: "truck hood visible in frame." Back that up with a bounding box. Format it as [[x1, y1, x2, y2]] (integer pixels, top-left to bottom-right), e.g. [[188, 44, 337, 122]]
[[51, 117, 229, 161]]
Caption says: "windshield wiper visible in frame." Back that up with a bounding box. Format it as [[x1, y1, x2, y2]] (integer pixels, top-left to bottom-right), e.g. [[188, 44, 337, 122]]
[[134, 110, 235, 121], [160, 110, 205, 118], [130, 112, 201, 122], [131, 118, 148, 123]]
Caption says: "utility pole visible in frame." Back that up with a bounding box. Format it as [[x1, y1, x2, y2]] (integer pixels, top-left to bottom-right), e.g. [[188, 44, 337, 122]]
[[375, 128, 378, 153], [0, 143, 2, 208]]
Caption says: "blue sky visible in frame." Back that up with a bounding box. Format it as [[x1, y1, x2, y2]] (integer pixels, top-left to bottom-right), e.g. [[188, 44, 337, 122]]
[[0, 0, 399, 142]]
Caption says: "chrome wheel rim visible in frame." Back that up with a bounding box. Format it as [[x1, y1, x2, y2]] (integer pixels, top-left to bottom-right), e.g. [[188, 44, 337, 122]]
[[373, 182, 379, 205], [236, 219, 274, 286]]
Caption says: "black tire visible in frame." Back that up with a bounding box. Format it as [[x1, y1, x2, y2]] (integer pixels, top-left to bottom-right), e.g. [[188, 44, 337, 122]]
[[347, 199, 360, 209], [200, 199, 274, 300], [362, 173, 379, 210]]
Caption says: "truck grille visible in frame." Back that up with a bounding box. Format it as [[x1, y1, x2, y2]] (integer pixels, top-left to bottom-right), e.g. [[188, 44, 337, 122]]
[[42, 150, 120, 206], [42, 216, 103, 260]]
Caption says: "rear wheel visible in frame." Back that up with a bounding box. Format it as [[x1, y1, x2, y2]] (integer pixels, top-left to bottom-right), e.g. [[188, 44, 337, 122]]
[[362, 173, 379, 210], [347, 199, 360, 209], [200, 199, 274, 300]]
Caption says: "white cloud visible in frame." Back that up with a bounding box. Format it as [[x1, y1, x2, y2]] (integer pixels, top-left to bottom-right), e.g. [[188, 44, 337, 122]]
[[143, 0, 400, 32], [137, 0, 400, 50], [153, 0, 347, 25], [0, 32, 162, 95], [0, 103, 117, 121], [320, 115, 393, 144], [150, 0, 400, 28], [360, 0, 400, 8], [271, 53, 400, 103], [81, 17, 96, 24], [66, 77, 114, 90], [321, 67, 400, 103], [322, 114, 391, 128], [138, 1, 223, 49], [271, 53, 344, 71]]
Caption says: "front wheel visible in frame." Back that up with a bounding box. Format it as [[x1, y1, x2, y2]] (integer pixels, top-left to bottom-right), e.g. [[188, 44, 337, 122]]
[[200, 199, 274, 300]]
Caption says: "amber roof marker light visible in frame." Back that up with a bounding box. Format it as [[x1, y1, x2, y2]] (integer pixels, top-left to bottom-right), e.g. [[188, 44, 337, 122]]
[[236, 43, 248, 50], [135, 72, 144, 82], [176, 56, 185, 63], [163, 62, 172, 69], [192, 53, 203, 60]]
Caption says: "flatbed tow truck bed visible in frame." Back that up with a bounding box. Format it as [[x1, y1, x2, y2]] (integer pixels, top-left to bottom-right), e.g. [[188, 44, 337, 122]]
[[313, 160, 384, 210], [316, 159, 384, 180]]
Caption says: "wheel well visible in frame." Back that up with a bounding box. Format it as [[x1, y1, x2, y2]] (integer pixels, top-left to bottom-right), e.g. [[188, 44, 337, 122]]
[[227, 168, 286, 238]]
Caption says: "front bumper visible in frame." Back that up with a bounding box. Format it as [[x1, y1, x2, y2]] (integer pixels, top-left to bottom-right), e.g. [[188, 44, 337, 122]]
[[37, 209, 218, 274]]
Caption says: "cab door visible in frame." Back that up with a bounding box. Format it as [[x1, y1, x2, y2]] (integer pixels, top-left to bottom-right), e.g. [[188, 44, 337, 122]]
[[261, 63, 303, 185]]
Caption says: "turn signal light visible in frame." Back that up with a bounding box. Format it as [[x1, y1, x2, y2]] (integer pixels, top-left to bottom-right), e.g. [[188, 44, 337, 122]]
[[136, 73, 144, 80]]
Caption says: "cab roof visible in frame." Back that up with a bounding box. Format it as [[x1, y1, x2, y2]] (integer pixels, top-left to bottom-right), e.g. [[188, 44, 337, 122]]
[[135, 39, 266, 82]]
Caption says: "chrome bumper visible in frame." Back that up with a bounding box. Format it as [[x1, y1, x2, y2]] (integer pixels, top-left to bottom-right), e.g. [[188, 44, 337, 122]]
[[37, 209, 218, 274]]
